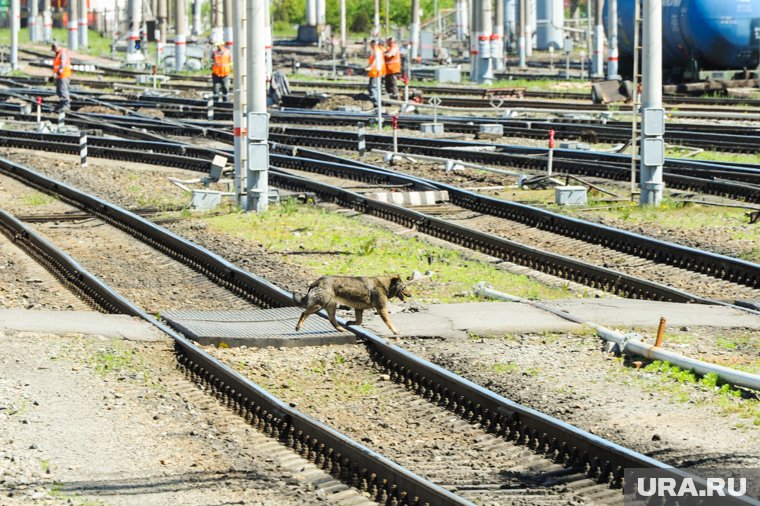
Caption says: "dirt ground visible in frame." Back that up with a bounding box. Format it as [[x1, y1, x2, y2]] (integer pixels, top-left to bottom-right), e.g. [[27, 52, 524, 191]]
[[0, 331, 371, 505]]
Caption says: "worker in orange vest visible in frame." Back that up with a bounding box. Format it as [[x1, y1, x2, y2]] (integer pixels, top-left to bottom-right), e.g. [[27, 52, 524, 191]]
[[210, 39, 232, 102], [366, 40, 387, 105], [383, 37, 401, 100], [51, 42, 72, 112]]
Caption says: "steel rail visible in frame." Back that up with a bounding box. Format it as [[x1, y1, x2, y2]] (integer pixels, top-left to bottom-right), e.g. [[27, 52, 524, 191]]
[[0, 207, 467, 506], [0, 156, 712, 502], [266, 128, 760, 203], [2, 129, 758, 296]]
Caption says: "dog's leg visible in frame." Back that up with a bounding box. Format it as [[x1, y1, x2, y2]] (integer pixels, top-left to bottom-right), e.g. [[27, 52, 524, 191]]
[[325, 303, 347, 332], [376, 305, 399, 335], [346, 309, 363, 327], [295, 305, 321, 331]]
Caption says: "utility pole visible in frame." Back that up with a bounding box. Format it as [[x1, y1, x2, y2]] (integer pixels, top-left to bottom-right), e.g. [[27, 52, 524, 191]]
[[212, 0, 224, 41], [175, 0, 187, 70], [127, 0, 141, 57], [592, 0, 604, 77], [264, 0, 272, 77], [10, 0, 19, 70], [518, 0, 527, 68], [340, 0, 346, 58], [68, 0, 79, 50], [232, 0, 247, 209], [79, 0, 88, 48], [374, 0, 381, 38], [607, 0, 619, 79], [43, 0, 52, 42], [639, 0, 665, 205], [29, 0, 39, 42], [224, 0, 233, 46], [193, 0, 202, 37], [246, 0, 269, 212], [158, 0, 168, 68], [494, 0, 504, 71], [410, 0, 420, 61], [306, 0, 316, 25]]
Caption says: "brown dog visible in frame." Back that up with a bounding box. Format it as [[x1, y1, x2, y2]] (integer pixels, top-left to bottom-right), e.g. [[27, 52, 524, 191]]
[[293, 275, 412, 335]]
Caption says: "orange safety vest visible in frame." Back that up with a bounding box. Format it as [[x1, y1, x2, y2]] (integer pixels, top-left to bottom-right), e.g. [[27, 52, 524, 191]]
[[368, 45, 387, 78], [212, 47, 232, 77], [384, 43, 401, 74], [53, 48, 72, 79]]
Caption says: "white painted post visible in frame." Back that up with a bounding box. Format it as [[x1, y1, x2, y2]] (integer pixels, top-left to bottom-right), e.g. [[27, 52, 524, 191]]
[[607, 0, 620, 79], [639, 0, 665, 205], [79, 0, 88, 48], [79, 131, 88, 168], [43, 0, 53, 42], [10, 0, 19, 70], [68, 0, 79, 50], [547, 128, 555, 176], [175, 0, 187, 71], [246, 0, 269, 213], [232, 0, 247, 208]]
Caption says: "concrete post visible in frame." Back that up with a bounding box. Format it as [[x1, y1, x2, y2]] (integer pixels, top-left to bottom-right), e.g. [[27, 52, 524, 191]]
[[518, 0, 526, 68], [212, 0, 224, 41], [224, 0, 233, 46], [340, 0, 346, 57], [410, 0, 420, 61], [43, 0, 52, 42], [175, 0, 187, 70], [639, 0, 665, 205], [193, 0, 203, 37], [246, 0, 269, 212], [306, 0, 317, 26], [317, 0, 326, 25], [373, 0, 381, 37], [127, 0, 141, 56], [525, 0, 534, 56], [158, 0, 168, 65], [10, 0, 19, 70], [68, 0, 79, 50], [79, 0, 88, 48], [264, 0, 272, 77], [232, 0, 247, 209], [607, 0, 619, 79], [480, 0, 494, 84], [29, 0, 39, 42], [455, 0, 465, 40], [592, 0, 604, 77], [494, 0, 504, 71]]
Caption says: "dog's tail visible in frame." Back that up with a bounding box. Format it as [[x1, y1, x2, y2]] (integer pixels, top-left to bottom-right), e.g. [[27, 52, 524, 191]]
[[292, 292, 307, 307]]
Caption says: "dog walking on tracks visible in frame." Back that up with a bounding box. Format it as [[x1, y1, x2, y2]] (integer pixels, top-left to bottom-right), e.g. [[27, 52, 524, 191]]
[[293, 275, 412, 335]]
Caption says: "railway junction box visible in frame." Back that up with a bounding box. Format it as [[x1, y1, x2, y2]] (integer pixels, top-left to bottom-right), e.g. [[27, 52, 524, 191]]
[[420, 122, 444, 135], [555, 186, 588, 206], [434, 67, 462, 83]]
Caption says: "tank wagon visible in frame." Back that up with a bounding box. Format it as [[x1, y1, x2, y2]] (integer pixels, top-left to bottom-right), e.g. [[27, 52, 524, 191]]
[[610, 0, 760, 80]]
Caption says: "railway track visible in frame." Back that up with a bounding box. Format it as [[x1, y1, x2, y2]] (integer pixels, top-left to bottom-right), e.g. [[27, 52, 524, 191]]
[[2, 128, 759, 310], [0, 154, 702, 505]]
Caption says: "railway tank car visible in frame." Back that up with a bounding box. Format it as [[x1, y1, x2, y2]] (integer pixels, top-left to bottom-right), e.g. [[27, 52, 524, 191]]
[[610, 0, 760, 80]]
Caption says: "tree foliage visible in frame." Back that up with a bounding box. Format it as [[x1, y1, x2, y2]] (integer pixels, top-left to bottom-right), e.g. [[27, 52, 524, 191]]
[[272, 0, 455, 34]]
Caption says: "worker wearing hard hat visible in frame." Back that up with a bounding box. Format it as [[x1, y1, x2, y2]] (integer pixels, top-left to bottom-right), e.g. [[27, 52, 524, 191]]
[[210, 39, 232, 102], [383, 37, 401, 100], [51, 42, 72, 112], [366, 39, 387, 105]]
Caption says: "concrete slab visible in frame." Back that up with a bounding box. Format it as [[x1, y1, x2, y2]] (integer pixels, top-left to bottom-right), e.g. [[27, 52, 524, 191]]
[[358, 299, 760, 338], [162, 308, 356, 348], [0, 309, 167, 341]]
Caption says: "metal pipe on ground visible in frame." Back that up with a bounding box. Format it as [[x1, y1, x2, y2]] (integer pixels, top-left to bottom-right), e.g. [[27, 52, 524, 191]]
[[473, 283, 760, 392]]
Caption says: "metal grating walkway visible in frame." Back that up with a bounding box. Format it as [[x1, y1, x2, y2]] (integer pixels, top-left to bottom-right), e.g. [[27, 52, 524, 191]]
[[162, 307, 355, 348]]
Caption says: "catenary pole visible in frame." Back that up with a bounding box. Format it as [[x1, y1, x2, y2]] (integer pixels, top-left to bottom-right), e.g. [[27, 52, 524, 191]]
[[68, 0, 79, 50], [639, 0, 665, 205], [175, 0, 187, 70], [246, 0, 269, 212], [79, 0, 88, 47], [607, 0, 619, 78]]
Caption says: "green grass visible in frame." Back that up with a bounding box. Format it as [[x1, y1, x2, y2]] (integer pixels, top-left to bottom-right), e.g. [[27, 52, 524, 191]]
[[203, 201, 576, 302], [619, 359, 760, 427], [85, 341, 163, 391], [22, 191, 58, 207], [677, 149, 760, 165], [0, 28, 114, 59]]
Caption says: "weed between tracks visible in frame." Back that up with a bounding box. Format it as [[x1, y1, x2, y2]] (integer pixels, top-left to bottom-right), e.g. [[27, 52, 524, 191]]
[[203, 201, 576, 302]]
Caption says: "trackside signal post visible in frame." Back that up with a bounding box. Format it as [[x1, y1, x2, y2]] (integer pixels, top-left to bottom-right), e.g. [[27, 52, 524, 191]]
[[639, 0, 665, 205]]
